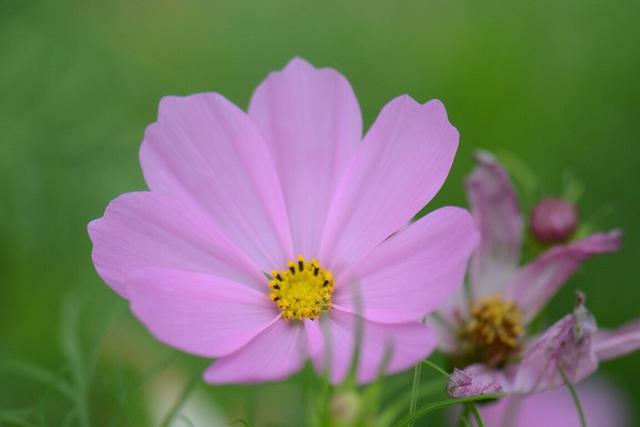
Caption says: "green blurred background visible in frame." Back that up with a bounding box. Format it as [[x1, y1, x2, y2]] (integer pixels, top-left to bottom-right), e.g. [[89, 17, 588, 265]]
[[1, 0, 638, 425]]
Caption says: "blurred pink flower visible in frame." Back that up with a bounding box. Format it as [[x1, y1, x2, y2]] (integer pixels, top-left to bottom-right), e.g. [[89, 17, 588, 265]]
[[476, 378, 631, 427], [432, 151, 640, 395], [88, 58, 479, 384]]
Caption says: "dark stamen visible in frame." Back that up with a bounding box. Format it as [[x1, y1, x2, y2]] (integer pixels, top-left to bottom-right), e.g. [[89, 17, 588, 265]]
[[298, 260, 304, 271]]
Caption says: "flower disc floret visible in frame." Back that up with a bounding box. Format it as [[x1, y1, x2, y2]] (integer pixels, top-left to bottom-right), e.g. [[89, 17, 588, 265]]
[[461, 294, 524, 366], [269, 256, 335, 320]]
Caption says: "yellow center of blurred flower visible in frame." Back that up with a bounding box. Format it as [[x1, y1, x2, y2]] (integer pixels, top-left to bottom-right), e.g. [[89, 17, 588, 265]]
[[269, 256, 335, 320], [460, 294, 524, 366]]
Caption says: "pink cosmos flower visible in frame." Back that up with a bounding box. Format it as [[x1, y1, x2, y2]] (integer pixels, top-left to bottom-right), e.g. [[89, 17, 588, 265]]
[[88, 58, 479, 384], [476, 378, 631, 427], [432, 151, 639, 394]]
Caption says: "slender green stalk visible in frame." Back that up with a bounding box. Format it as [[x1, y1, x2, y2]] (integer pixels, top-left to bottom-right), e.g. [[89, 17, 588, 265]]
[[421, 359, 449, 378], [0, 359, 74, 399], [381, 379, 445, 421], [60, 299, 90, 427], [159, 374, 199, 427], [407, 361, 423, 427], [392, 393, 505, 426], [456, 405, 470, 427], [560, 369, 587, 427], [467, 403, 485, 427]]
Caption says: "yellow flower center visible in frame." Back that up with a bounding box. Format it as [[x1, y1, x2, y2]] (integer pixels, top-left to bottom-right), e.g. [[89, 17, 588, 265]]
[[460, 294, 524, 366], [269, 256, 335, 320]]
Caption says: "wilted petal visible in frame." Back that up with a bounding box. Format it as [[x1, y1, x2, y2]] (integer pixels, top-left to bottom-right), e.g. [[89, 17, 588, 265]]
[[512, 305, 598, 394], [466, 151, 523, 297], [506, 231, 622, 324], [593, 319, 640, 361], [447, 367, 503, 398]]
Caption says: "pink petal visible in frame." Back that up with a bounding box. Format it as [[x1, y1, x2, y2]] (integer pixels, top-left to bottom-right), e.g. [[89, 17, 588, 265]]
[[248, 58, 362, 258], [309, 310, 436, 384], [447, 367, 503, 398], [593, 319, 640, 361], [140, 93, 292, 272], [203, 319, 307, 384], [320, 96, 459, 274], [466, 151, 523, 297], [333, 207, 478, 323], [88, 192, 263, 297], [478, 378, 631, 427], [127, 268, 279, 358], [511, 309, 598, 394], [430, 314, 461, 354], [505, 231, 622, 323]]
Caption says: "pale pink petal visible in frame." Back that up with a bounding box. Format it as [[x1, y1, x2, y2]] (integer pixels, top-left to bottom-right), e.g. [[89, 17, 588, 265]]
[[593, 319, 640, 361], [203, 319, 307, 384], [304, 318, 324, 363], [505, 231, 622, 324], [310, 310, 436, 384], [447, 367, 503, 398], [140, 93, 292, 272], [466, 151, 523, 297], [332, 207, 478, 323], [320, 96, 459, 274], [430, 314, 461, 354], [434, 283, 469, 335], [478, 378, 631, 427], [88, 192, 263, 297], [511, 309, 598, 394], [127, 268, 279, 358], [248, 58, 362, 258]]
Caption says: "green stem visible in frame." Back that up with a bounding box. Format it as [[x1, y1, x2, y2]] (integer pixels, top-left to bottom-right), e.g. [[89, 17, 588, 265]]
[[407, 362, 422, 427], [392, 393, 504, 427], [467, 403, 485, 427], [159, 374, 199, 427], [421, 359, 449, 378], [560, 368, 587, 427], [456, 405, 470, 427]]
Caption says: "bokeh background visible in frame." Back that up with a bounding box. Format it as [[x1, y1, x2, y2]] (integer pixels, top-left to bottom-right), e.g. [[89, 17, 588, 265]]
[[1, 0, 638, 425]]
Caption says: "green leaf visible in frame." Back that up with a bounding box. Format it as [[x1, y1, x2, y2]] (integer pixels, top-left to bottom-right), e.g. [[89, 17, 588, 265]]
[[392, 393, 504, 427]]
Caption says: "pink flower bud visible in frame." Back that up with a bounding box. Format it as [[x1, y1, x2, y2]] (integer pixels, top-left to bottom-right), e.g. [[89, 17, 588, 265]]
[[530, 198, 578, 244]]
